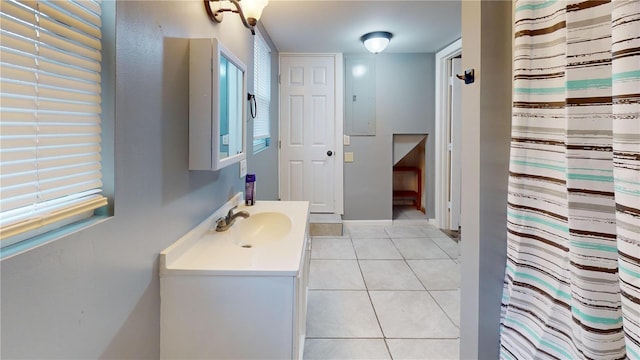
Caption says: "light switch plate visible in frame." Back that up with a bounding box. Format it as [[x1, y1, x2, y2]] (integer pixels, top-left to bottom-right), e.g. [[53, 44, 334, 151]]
[[344, 152, 354, 163], [239, 159, 247, 178], [343, 135, 350, 146]]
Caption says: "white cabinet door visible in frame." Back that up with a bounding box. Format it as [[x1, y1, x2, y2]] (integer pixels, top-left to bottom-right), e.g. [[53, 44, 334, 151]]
[[294, 233, 311, 359], [160, 276, 295, 359]]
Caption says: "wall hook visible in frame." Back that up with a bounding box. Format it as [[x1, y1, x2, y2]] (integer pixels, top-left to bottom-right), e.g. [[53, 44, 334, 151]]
[[456, 69, 475, 84]]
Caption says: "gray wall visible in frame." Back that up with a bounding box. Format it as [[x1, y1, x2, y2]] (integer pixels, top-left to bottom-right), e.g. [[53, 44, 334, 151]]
[[344, 53, 435, 220], [0, 1, 279, 358], [459, 1, 512, 359]]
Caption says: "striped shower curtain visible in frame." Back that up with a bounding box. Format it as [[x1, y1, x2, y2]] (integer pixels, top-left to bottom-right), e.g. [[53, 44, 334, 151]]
[[500, 1, 639, 359]]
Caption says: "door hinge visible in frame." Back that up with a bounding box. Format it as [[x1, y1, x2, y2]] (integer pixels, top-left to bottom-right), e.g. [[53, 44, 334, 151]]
[[449, 76, 454, 86], [448, 143, 453, 151], [447, 201, 452, 210], [278, 74, 281, 84], [278, 140, 281, 149]]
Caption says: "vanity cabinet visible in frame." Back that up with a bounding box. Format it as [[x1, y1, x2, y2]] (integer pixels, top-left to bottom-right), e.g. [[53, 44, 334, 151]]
[[160, 262, 309, 359], [159, 199, 310, 360]]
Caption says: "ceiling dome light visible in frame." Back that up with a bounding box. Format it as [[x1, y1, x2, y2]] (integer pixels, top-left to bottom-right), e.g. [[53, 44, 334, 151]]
[[361, 31, 393, 54]]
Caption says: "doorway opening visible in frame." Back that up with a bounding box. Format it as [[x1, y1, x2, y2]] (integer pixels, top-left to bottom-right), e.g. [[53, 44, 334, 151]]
[[435, 39, 462, 231], [392, 134, 427, 220]]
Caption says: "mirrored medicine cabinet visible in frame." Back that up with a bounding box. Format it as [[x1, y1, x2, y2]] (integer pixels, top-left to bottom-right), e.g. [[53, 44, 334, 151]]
[[189, 38, 246, 171]]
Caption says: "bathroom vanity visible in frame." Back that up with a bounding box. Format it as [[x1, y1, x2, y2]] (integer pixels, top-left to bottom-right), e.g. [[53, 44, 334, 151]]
[[159, 195, 310, 359]]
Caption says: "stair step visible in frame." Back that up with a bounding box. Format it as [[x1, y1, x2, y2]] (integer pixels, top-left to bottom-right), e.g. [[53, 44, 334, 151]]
[[309, 213, 343, 237]]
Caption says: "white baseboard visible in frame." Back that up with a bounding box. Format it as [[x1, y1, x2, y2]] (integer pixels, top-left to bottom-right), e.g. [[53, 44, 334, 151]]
[[343, 218, 438, 227], [342, 220, 393, 227]]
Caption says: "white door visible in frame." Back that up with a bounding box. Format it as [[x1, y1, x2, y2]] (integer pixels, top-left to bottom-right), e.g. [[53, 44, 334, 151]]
[[279, 55, 336, 213], [449, 57, 462, 230]]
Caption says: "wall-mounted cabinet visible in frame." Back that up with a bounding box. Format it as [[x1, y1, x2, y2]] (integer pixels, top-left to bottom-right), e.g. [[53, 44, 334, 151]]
[[189, 38, 246, 171]]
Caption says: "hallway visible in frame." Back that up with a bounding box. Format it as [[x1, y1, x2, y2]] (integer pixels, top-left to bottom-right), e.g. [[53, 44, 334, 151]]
[[304, 221, 460, 359]]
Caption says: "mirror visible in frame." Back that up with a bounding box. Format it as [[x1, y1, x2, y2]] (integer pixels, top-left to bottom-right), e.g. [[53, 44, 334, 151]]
[[217, 45, 246, 168], [189, 38, 247, 171]]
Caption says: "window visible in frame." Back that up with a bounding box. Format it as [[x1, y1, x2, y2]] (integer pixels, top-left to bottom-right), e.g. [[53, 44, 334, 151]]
[[0, 0, 107, 255], [253, 29, 271, 153]]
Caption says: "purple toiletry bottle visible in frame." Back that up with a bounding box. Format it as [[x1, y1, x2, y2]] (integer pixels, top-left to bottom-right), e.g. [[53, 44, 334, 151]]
[[245, 174, 256, 206]]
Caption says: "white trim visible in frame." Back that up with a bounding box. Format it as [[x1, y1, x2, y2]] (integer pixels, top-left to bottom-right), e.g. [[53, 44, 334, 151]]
[[392, 218, 439, 225], [434, 39, 462, 230], [252, 29, 271, 155], [334, 53, 344, 215], [343, 220, 393, 227]]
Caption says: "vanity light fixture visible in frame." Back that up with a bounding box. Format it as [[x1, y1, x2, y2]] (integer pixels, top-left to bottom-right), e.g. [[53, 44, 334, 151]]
[[361, 31, 393, 54], [204, 0, 269, 35]]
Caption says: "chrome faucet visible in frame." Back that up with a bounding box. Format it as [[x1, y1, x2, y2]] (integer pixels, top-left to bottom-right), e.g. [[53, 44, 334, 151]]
[[215, 206, 250, 232]]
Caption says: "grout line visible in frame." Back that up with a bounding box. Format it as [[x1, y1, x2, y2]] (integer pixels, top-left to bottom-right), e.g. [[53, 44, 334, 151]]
[[306, 227, 461, 357], [351, 234, 388, 343], [384, 338, 394, 360], [389, 237, 428, 292], [425, 289, 460, 330], [304, 337, 385, 340], [429, 290, 461, 329], [404, 262, 428, 292], [388, 232, 460, 331], [305, 336, 461, 340], [430, 237, 459, 262], [307, 289, 368, 292], [353, 289, 437, 292]]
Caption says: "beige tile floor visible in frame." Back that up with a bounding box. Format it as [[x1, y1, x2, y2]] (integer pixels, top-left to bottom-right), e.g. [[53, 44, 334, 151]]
[[304, 215, 461, 360]]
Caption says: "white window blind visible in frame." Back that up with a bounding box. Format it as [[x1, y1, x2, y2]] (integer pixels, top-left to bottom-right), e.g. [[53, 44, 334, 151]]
[[0, 0, 107, 247], [253, 30, 270, 152]]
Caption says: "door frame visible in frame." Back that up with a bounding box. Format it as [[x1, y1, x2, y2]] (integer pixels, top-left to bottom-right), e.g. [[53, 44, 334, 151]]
[[434, 39, 462, 229], [277, 53, 344, 215]]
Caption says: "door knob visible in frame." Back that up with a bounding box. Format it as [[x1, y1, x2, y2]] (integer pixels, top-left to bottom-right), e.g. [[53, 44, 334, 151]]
[[327, 150, 333, 157]]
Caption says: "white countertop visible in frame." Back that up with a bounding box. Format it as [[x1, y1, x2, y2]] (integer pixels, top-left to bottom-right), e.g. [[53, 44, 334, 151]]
[[160, 199, 310, 276]]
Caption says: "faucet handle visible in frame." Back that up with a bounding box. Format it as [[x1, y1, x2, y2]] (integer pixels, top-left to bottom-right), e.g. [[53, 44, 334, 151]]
[[226, 205, 239, 217], [215, 217, 228, 231]]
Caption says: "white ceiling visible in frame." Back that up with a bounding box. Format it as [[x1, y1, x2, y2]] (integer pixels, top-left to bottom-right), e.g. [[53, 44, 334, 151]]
[[259, 0, 461, 54]]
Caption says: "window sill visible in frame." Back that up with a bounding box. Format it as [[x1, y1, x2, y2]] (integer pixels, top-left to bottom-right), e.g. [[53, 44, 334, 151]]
[[253, 138, 270, 155], [0, 215, 112, 260]]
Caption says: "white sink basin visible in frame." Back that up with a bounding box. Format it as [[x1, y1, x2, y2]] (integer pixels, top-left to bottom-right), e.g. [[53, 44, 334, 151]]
[[228, 212, 292, 248], [159, 197, 310, 276]]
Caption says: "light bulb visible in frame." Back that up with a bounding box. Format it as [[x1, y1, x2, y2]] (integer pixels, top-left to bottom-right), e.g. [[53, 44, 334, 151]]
[[242, 0, 269, 22], [364, 38, 390, 53], [361, 31, 393, 54]]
